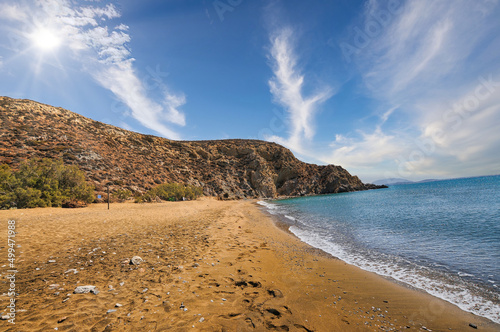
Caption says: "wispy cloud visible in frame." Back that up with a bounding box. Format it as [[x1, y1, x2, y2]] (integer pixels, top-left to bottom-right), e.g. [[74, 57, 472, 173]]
[[0, 3, 28, 21], [328, 127, 404, 167], [0, 0, 185, 139], [94, 65, 184, 139], [414, 75, 500, 177], [266, 27, 333, 154], [323, 125, 407, 181], [329, 0, 500, 180], [359, 1, 486, 102]]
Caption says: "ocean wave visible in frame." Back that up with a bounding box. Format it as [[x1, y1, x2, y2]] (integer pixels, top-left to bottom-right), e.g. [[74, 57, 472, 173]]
[[288, 225, 500, 325], [256, 200, 278, 210]]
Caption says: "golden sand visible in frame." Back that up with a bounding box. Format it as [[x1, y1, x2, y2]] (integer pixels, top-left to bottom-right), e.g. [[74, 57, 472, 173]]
[[0, 199, 498, 331]]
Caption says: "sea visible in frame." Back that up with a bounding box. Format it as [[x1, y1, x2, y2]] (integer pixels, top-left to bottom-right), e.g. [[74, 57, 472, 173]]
[[258, 175, 500, 324]]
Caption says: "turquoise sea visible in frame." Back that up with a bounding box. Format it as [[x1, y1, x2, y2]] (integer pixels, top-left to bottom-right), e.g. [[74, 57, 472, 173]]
[[258, 175, 500, 324]]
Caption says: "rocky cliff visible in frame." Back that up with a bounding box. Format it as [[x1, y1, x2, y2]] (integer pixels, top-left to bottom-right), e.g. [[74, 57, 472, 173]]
[[0, 96, 384, 199]]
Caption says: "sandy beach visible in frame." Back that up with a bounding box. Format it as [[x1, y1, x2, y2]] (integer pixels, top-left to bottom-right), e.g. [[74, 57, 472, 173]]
[[1, 199, 498, 331]]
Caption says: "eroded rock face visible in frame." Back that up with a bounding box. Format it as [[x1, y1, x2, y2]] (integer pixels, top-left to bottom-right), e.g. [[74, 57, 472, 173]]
[[0, 97, 385, 198]]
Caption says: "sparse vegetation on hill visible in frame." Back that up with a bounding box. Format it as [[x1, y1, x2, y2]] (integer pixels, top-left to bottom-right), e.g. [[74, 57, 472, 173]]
[[112, 188, 132, 202], [137, 183, 203, 202], [0, 158, 94, 209]]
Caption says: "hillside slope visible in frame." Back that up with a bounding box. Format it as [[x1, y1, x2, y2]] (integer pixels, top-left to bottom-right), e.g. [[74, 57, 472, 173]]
[[0, 96, 384, 199]]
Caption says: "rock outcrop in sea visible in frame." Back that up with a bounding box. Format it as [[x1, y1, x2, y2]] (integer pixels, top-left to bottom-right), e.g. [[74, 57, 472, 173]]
[[0, 96, 385, 199]]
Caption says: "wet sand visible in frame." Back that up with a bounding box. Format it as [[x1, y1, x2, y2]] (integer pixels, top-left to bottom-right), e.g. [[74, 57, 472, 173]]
[[0, 199, 498, 331]]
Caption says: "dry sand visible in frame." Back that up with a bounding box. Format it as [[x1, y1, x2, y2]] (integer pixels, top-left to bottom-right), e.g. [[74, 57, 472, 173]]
[[0, 199, 498, 331]]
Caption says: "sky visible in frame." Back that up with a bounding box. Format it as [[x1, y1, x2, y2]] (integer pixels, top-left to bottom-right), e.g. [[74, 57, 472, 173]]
[[1, 0, 499, 183]]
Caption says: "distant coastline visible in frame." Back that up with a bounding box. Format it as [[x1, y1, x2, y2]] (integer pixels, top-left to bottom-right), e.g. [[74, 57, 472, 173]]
[[372, 174, 500, 186]]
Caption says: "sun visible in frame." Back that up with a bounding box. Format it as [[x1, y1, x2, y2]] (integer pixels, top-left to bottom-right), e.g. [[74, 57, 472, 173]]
[[30, 28, 61, 51]]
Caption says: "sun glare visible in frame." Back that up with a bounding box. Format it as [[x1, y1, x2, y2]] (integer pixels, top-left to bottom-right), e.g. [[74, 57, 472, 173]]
[[31, 28, 61, 51]]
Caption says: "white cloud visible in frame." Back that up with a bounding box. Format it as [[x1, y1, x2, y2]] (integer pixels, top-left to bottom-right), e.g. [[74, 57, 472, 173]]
[[81, 3, 120, 20], [95, 64, 183, 140], [380, 105, 398, 124], [358, 0, 500, 103], [1, 0, 186, 139], [325, 126, 405, 168], [266, 27, 333, 154], [360, 2, 458, 102], [82, 26, 131, 65], [417, 75, 500, 166], [331, 0, 500, 180], [0, 3, 28, 21], [163, 92, 186, 126], [116, 24, 129, 31]]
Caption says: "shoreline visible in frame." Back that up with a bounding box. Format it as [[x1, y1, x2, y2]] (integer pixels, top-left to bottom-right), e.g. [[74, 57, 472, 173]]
[[257, 201, 422, 288], [1, 199, 498, 331], [257, 198, 500, 328], [254, 201, 500, 331]]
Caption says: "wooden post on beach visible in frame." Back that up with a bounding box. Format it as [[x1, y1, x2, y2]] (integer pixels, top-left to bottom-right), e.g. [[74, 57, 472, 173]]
[[107, 184, 110, 210]]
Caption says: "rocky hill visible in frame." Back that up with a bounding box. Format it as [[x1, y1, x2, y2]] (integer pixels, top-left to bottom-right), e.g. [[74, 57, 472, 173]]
[[0, 96, 384, 199]]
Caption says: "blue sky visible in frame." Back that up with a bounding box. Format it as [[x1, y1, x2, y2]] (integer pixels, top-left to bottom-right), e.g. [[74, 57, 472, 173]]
[[1, 0, 499, 182]]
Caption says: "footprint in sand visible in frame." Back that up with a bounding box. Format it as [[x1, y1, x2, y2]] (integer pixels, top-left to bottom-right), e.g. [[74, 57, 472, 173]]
[[267, 289, 284, 298]]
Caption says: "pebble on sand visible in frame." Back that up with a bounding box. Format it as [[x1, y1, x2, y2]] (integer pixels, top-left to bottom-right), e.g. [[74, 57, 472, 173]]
[[130, 256, 143, 265], [74, 285, 99, 294]]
